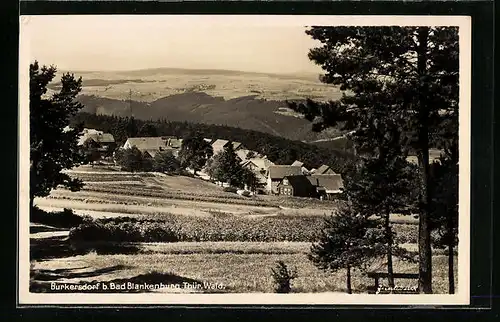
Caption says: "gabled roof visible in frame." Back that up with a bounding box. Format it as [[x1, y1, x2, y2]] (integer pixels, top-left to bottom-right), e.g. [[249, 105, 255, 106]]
[[236, 149, 248, 161], [267, 165, 303, 180], [212, 139, 243, 155], [278, 175, 314, 189], [291, 160, 304, 167], [212, 139, 229, 155], [307, 174, 344, 192], [242, 157, 275, 171], [124, 137, 166, 151], [79, 132, 115, 146], [315, 164, 336, 175]]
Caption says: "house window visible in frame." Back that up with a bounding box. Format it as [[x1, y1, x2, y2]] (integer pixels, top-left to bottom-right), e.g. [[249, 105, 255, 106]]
[[283, 179, 289, 185]]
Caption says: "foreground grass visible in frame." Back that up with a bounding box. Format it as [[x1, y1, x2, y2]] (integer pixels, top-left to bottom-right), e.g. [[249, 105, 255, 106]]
[[31, 245, 457, 294]]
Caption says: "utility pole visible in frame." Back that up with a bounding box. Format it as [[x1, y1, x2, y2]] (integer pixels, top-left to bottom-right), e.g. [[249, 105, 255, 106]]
[[128, 89, 133, 116]]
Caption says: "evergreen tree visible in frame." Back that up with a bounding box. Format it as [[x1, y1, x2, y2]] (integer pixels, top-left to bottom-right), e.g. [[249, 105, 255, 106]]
[[138, 123, 158, 137], [309, 203, 383, 294], [288, 27, 459, 293], [116, 146, 143, 172], [82, 139, 101, 166], [204, 153, 221, 181], [429, 144, 458, 294], [178, 135, 213, 175], [153, 150, 181, 174], [213, 142, 241, 186], [30, 61, 88, 210], [239, 167, 263, 192], [344, 153, 419, 287]]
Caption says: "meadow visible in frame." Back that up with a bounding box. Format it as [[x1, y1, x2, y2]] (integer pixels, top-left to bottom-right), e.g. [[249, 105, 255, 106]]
[[30, 165, 453, 294]]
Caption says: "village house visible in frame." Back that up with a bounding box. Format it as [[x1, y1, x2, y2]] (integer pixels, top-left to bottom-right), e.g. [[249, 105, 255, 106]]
[[78, 129, 116, 156], [211, 139, 244, 155], [315, 164, 337, 175], [276, 175, 317, 198], [240, 157, 275, 191], [266, 165, 303, 194], [307, 174, 344, 200], [122, 137, 170, 158]]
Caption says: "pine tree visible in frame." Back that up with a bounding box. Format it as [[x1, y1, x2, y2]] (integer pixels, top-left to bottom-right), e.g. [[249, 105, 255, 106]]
[[289, 27, 459, 293], [212, 142, 241, 186], [30, 61, 88, 210], [429, 143, 458, 294], [153, 150, 181, 174], [116, 146, 143, 172], [178, 134, 213, 175], [309, 203, 382, 294]]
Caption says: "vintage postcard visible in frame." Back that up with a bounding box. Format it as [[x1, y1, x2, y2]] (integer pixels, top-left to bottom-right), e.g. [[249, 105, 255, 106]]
[[19, 15, 471, 305]]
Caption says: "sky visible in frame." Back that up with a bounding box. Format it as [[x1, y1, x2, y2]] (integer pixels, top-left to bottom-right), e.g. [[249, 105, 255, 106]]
[[21, 15, 325, 75]]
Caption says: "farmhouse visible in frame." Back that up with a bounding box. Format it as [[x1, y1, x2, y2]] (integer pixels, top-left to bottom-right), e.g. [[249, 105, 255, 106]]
[[212, 139, 244, 155], [122, 137, 170, 157], [266, 165, 303, 194], [277, 175, 317, 198], [315, 164, 337, 175], [241, 157, 275, 189], [307, 174, 344, 200], [78, 131, 116, 154]]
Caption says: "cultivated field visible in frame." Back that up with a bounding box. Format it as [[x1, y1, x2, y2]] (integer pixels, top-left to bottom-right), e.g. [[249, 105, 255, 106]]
[[30, 165, 454, 294], [51, 69, 342, 102]]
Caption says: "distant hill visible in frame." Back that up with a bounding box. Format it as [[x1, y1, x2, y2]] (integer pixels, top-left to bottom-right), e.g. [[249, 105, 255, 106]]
[[77, 93, 344, 142], [51, 67, 345, 142]]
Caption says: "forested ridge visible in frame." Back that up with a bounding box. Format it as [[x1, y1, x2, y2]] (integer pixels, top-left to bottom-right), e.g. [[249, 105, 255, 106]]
[[71, 112, 357, 173]]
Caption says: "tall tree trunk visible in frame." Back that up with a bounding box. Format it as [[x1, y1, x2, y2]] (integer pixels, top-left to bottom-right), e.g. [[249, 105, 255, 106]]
[[385, 212, 395, 288], [346, 266, 352, 294], [416, 27, 433, 294]]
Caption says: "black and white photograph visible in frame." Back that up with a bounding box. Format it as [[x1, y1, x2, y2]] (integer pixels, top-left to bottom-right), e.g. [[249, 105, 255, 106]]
[[18, 15, 470, 305]]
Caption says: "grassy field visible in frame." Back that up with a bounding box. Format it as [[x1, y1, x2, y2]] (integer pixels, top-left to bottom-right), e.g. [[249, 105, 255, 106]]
[[31, 165, 451, 295], [30, 239, 457, 294]]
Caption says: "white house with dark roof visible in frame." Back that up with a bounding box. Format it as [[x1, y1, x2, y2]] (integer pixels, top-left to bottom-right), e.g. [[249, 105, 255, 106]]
[[122, 137, 170, 157], [240, 157, 275, 189]]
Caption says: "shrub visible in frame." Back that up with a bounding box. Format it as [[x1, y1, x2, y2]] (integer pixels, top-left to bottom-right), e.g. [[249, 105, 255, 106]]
[[223, 187, 238, 193], [68, 214, 325, 243], [30, 206, 86, 228], [271, 261, 298, 293]]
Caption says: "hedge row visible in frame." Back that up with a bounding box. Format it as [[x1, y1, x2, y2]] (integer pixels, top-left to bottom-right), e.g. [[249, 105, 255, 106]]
[[69, 214, 420, 244]]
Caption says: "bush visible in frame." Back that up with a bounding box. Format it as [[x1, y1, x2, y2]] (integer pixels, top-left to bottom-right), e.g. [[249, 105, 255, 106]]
[[223, 187, 238, 193], [30, 206, 86, 228], [68, 214, 325, 243], [271, 261, 298, 293]]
